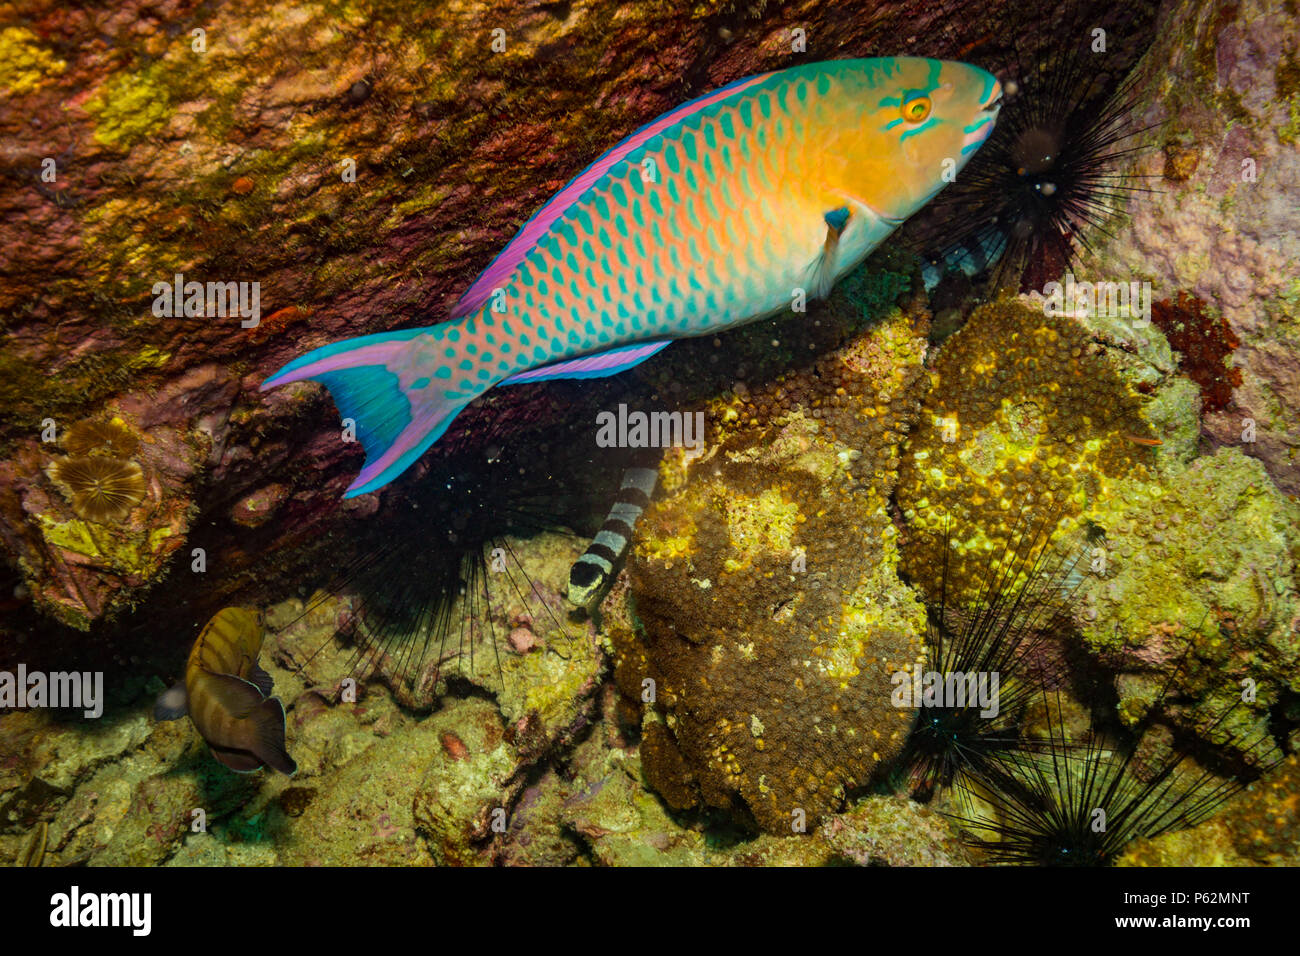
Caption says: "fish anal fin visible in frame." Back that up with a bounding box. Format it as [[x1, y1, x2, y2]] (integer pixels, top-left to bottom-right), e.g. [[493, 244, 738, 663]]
[[501, 341, 672, 385], [209, 745, 264, 774]]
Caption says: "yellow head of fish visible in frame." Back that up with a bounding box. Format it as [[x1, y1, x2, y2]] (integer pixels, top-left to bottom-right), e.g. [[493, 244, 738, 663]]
[[831, 57, 1002, 223]]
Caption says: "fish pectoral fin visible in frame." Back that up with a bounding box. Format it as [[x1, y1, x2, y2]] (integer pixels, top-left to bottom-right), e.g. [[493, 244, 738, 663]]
[[249, 662, 274, 697], [806, 206, 851, 301], [202, 672, 267, 719], [500, 340, 673, 385], [153, 682, 188, 721], [823, 205, 851, 238]]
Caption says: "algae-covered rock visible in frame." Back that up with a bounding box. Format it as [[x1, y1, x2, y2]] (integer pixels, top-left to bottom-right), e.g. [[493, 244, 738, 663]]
[[500, 724, 969, 866], [411, 698, 524, 866], [1081, 0, 1300, 494], [1, 412, 210, 629], [819, 794, 972, 866], [625, 307, 931, 834], [94, 772, 248, 867], [275, 528, 606, 758], [1120, 755, 1300, 866], [545, 730, 833, 866], [474, 532, 606, 759], [1078, 448, 1300, 758], [270, 719, 437, 866]]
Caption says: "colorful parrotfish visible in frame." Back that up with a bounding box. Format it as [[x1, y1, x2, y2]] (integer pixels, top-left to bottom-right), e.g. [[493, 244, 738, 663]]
[[263, 57, 1001, 497]]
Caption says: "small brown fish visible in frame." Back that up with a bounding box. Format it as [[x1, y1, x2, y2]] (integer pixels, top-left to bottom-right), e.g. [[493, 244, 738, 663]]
[[1123, 432, 1164, 447], [154, 607, 296, 775]]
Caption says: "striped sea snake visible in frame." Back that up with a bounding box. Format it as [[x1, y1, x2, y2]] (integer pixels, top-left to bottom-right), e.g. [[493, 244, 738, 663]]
[[567, 466, 658, 608]]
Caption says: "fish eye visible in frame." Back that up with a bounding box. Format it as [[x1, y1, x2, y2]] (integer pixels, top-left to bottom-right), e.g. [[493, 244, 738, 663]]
[[901, 94, 932, 123]]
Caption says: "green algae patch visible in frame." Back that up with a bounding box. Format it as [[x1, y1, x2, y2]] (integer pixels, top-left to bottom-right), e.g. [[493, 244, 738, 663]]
[[1079, 448, 1300, 758], [384, 184, 453, 229], [837, 252, 914, 326], [86, 65, 177, 148], [0, 27, 67, 95], [722, 488, 799, 574], [1142, 376, 1202, 476], [39, 515, 172, 577]]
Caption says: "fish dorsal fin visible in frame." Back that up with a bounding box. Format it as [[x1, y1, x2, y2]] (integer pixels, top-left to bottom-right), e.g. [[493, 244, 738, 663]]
[[249, 662, 274, 697], [449, 71, 776, 320], [500, 340, 672, 385]]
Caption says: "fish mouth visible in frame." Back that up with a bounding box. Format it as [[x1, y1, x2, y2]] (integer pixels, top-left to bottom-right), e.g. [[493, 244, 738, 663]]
[[961, 81, 1003, 154], [981, 79, 1004, 112]]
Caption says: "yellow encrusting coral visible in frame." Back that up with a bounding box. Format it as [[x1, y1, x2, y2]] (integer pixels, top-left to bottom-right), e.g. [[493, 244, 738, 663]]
[[897, 297, 1158, 603], [0, 27, 66, 95], [721, 488, 800, 574], [624, 299, 931, 834]]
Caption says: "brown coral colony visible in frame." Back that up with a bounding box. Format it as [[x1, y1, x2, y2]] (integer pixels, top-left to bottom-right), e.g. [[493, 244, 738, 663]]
[[62, 418, 141, 458], [1150, 291, 1243, 413], [48, 455, 147, 523]]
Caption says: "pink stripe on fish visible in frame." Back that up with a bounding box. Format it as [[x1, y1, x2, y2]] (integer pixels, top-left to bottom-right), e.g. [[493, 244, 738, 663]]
[[352, 417, 433, 488], [501, 341, 671, 383], [449, 72, 775, 320], [260, 341, 412, 389]]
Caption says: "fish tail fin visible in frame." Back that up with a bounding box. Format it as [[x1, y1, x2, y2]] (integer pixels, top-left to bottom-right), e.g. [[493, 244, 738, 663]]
[[261, 325, 476, 497], [250, 697, 297, 776]]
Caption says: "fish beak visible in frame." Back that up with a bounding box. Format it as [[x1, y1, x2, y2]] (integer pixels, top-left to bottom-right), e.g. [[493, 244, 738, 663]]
[[961, 79, 1002, 154], [982, 79, 1004, 113]]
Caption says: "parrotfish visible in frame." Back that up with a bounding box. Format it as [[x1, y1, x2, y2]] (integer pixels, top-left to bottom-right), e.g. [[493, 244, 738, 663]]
[[263, 57, 1001, 497], [154, 607, 297, 775]]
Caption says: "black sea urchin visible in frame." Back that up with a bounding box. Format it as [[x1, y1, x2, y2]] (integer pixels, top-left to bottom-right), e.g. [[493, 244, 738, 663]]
[[289, 423, 631, 702], [955, 687, 1274, 866], [898, 510, 1088, 801], [908, 3, 1159, 293]]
